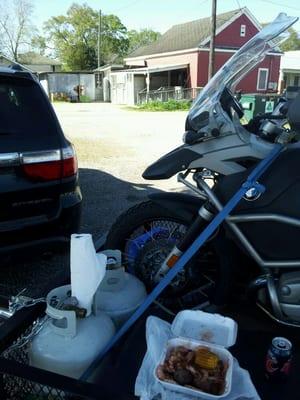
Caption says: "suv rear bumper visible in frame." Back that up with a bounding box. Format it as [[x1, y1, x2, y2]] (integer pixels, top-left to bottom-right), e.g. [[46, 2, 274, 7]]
[[0, 187, 82, 254]]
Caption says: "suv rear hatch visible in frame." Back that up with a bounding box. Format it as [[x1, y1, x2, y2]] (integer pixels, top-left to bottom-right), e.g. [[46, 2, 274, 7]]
[[0, 72, 76, 232]]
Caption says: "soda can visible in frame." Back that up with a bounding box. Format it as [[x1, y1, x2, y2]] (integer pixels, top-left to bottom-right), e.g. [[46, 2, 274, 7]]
[[265, 337, 292, 380]]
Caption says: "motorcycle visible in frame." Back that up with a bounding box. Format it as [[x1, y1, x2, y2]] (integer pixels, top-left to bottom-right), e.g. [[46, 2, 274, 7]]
[[106, 13, 300, 326]]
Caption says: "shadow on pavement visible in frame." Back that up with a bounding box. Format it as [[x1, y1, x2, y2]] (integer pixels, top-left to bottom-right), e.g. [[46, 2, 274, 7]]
[[0, 168, 167, 298], [79, 167, 163, 237]]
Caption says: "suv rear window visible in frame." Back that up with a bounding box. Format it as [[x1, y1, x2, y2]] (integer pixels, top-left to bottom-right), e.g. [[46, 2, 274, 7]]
[[0, 76, 57, 138]]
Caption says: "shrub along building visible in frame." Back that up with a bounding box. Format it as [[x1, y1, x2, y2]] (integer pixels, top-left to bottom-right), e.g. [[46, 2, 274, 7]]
[[108, 7, 281, 105]]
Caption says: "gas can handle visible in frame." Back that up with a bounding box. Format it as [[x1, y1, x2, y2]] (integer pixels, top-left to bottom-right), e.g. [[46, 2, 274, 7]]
[[101, 249, 122, 268], [46, 304, 77, 338]]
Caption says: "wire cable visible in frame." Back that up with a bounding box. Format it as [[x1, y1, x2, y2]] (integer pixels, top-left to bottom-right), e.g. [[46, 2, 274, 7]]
[[112, 0, 145, 14], [257, 0, 300, 12], [235, 0, 242, 11]]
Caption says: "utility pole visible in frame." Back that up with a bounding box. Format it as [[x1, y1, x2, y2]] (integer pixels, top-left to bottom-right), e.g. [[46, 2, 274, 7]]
[[208, 0, 217, 80], [97, 9, 102, 69]]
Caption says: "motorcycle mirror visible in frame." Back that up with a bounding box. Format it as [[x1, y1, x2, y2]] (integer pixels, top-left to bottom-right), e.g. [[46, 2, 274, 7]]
[[183, 130, 205, 144], [185, 111, 209, 132]]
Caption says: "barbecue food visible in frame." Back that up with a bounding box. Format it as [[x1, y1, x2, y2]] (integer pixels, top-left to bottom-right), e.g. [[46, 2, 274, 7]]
[[157, 345, 228, 396]]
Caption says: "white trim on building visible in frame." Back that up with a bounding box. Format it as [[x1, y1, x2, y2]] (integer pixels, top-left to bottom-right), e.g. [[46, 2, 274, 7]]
[[125, 46, 281, 65], [257, 68, 269, 91]]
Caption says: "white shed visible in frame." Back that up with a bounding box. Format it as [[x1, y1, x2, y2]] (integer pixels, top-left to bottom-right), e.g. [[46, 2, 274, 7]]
[[110, 63, 188, 105], [279, 51, 300, 91], [110, 70, 145, 105]]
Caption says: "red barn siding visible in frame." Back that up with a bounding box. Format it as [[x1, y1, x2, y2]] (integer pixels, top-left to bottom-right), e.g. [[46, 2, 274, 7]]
[[235, 55, 281, 93], [214, 14, 259, 48], [197, 50, 281, 92]]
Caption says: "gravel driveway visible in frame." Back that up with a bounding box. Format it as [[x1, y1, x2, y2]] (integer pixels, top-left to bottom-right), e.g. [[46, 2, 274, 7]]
[[60, 103, 187, 235], [0, 103, 188, 298]]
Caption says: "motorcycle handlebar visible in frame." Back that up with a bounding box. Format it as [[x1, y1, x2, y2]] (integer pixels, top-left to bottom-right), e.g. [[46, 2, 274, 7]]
[[253, 113, 287, 121]]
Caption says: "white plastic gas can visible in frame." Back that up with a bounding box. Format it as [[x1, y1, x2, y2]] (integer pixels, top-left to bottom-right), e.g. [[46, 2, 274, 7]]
[[29, 285, 115, 379], [96, 250, 147, 327]]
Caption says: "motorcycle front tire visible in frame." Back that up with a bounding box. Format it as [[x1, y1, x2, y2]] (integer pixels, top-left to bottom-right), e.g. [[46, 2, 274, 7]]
[[105, 199, 231, 304]]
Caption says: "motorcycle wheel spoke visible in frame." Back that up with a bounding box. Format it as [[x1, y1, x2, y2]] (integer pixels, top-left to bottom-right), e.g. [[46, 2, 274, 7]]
[[119, 218, 218, 300]]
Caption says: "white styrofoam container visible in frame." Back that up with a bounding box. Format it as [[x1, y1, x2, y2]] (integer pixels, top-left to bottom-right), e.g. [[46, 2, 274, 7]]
[[171, 310, 237, 348], [154, 310, 238, 399]]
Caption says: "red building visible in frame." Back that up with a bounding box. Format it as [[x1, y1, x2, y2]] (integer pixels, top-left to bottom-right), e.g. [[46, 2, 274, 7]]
[[124, 7, 281, 96]]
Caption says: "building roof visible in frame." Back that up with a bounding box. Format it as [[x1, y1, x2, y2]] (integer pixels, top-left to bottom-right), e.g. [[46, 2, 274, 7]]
[[111, 63, 188, 75], [128, 8, 244, 58], [280, 50, 300, 71], [0, 53, 34, 72], [18, 52, 61, 66], [94, 64, 124, 72]]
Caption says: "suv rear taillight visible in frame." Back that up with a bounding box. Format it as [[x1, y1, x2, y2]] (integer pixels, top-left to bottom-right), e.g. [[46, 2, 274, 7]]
[[21, 145, 78, 181], [62, 145, 78, 178]]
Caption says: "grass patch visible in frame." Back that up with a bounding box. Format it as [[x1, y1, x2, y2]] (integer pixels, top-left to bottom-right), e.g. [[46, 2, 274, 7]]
[[134, 99, 191, 111], [80, 95, 92, 103], [72, 137, 134, 164]]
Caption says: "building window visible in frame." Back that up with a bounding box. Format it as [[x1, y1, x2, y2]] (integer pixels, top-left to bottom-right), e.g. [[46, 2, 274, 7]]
[[257, 68, 269, 91], [294, 75, 299, 86], [240, 24, 246, 37]]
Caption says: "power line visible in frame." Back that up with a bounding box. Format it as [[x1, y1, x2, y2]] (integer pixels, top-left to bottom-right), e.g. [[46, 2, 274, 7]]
[[112, 0, 145, 14], [257, 0, 300, 12], [208, 0, 217, 79], [235, 0, 242, 11], [97, 9, 101, 68], [199, 0, 210, 7]]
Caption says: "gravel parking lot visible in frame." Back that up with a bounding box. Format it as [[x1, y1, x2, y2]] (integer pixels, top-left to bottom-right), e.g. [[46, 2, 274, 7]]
[[59, 102, 187, 235], [0, 103, 188, 298]]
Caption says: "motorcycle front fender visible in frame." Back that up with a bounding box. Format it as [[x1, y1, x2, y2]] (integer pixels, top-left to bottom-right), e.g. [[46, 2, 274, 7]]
[[148, 192, 204, 224], [143, 145, 201, 180]]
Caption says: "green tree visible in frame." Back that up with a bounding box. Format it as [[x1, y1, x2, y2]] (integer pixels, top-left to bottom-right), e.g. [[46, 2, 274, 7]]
[[127, 28, 161, 54], [40, 3, 128, 70], [31, 34, 47, 55], [280, 28, 300, 52]]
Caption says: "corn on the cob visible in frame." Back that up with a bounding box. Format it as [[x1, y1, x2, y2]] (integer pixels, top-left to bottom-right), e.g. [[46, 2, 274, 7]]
[[194, 347, 219, 369]]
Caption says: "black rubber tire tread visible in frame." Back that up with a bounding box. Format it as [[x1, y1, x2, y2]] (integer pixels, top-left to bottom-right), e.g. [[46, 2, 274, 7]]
[[105, 200, 230, 304], [105, 200, 188, 250]]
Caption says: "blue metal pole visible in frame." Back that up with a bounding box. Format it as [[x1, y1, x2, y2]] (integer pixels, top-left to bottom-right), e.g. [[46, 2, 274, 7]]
[[81, 144, 283, 381]]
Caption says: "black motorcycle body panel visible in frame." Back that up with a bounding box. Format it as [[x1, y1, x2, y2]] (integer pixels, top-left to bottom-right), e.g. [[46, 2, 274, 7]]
[[215, 144, 300, 261], [143, 145, 201, 180]]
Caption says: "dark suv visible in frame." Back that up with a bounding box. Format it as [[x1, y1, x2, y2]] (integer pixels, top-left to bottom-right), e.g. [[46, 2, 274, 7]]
[[0, 66, 82, 252]]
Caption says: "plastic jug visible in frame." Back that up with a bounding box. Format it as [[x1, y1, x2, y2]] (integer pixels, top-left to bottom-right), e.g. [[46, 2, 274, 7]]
[[96, 250, 147, 327], [29, 285, 115, 379]]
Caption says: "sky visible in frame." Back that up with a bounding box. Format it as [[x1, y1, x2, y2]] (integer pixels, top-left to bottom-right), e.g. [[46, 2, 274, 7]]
[[32, 0, 300, 33]]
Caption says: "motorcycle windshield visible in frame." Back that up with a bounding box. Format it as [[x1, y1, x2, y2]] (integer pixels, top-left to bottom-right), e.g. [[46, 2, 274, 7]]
[[187, 13, 298, 131]]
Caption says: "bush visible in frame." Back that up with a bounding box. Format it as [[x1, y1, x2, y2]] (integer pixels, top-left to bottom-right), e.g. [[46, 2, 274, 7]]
[[51, 92, 70, 102], [137, 99, 191, 111], [80, 95, 92, 103]]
